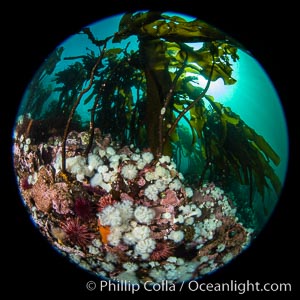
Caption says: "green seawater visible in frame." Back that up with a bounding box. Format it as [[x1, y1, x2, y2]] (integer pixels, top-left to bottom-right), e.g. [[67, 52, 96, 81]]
[[17, 12, 289, 230], [223, 51, 288, 227], [13, 11, 289, 283], [176, 49, 288, 229]]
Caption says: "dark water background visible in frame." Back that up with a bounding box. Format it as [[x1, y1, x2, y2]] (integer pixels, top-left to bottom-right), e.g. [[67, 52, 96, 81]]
[[18, 12, 289, 232], [3, 2, 297, 297]]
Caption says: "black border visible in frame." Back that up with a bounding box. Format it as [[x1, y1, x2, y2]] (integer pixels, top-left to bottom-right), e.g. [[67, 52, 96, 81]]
[[3, 0, 297, 297]]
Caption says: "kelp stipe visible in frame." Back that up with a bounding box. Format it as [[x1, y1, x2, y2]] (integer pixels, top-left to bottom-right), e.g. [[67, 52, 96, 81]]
[[13, 11, 288, 284]]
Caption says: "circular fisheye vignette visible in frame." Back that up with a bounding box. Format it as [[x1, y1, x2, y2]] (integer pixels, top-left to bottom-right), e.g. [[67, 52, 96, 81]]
[[12, 10, 289, 285]]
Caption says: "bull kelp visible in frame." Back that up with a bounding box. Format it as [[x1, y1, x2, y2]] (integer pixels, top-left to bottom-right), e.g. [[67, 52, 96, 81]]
[[13, 11, 288, 285]]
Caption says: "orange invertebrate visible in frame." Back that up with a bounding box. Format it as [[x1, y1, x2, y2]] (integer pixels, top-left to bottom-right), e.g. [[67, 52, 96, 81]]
[[98, 219, 110, 244]]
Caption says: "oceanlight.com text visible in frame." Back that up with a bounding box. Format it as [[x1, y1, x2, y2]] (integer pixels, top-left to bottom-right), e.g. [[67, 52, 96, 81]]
[[187, 280, 292, 294], [86, 279, 292, 294]]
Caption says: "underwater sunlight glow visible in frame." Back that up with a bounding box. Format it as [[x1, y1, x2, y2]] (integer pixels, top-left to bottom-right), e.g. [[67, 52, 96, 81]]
[[13, 11, 288, 285]]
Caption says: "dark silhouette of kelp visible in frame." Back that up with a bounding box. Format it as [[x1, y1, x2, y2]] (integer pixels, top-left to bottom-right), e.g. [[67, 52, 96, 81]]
[[23, 11, 281, 210]]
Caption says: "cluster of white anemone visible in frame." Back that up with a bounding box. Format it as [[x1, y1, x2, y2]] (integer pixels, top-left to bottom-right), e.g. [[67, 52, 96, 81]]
[[52, 142, 251, 284], [98, 199, 156, 259]]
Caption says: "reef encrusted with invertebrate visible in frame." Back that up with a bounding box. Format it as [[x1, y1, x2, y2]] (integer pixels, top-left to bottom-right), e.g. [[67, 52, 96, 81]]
[[13, 119, 253, 284]]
